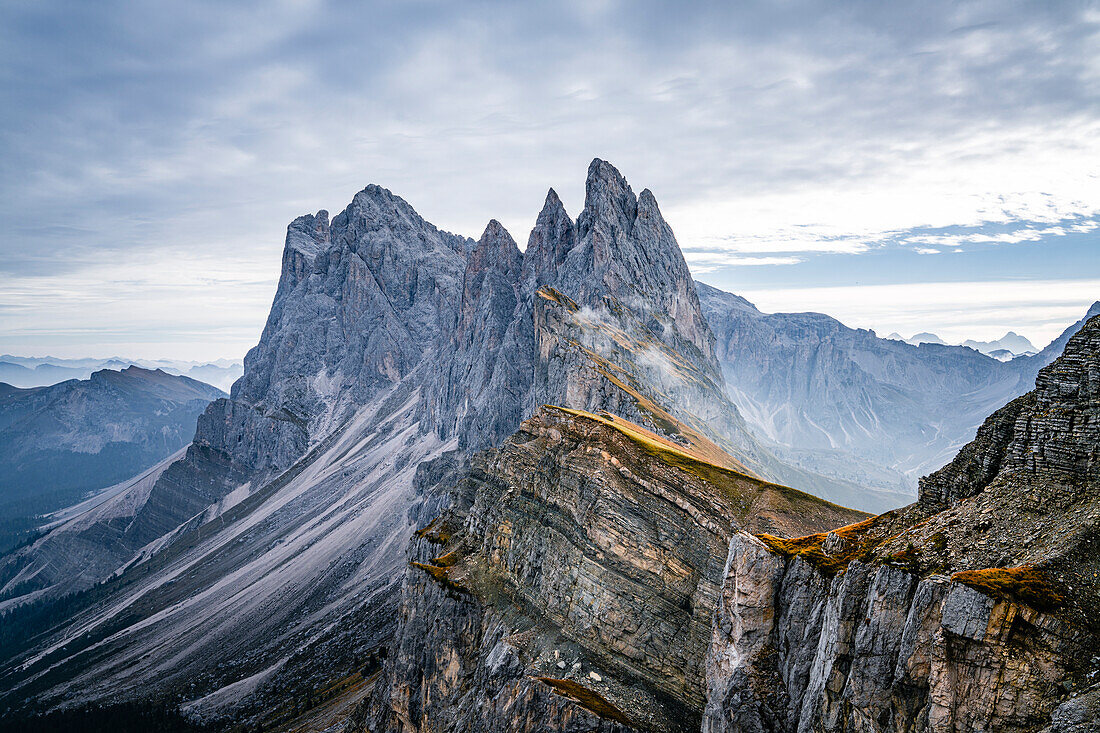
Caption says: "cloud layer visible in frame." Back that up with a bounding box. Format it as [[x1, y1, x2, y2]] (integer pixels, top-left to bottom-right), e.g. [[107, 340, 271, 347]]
[[1, 0, 1097, 358]]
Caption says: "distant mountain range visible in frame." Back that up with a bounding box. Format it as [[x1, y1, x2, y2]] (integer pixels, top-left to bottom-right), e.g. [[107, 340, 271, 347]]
[[884, 330, 1039, 359], [0, 356, 243, 392], [0, 367, 224, 552], [703, 289, 1099, 494]]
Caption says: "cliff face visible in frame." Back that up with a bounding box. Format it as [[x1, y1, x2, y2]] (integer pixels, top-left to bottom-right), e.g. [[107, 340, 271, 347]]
[[356, 407, 866, 733], [702, 313, 1100, 733]]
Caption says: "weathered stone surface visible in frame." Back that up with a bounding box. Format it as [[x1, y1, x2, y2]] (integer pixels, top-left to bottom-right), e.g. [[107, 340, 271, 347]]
[[702, 314, 1100, 732], [357, 407, 866, 733]]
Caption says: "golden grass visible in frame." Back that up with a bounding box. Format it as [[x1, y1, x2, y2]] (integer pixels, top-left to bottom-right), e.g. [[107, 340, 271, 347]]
[[886, 544, 920, 570], [556, 406, 762, 490], [951, 565, 1064, 611], [548, 406, 865, 535], [429, 551, 460, 568], [413, 517, 452, 545], [588, 360, 750, 475], [534, 677, 633, 726], [411, 561, 467, 593], [756, 516, 890, 576], [536, 287, 579, 310]]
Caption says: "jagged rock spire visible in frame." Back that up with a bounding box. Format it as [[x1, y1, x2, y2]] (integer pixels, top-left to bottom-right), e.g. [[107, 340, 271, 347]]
[[532, 157, 717, 364], [522, 188, 575, 294], [458, 220, 522, 346], [577, 157, 638, 239], [279, 210, 330, 295]]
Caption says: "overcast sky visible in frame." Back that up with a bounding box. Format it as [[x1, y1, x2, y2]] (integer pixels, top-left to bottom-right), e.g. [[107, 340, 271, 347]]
[[1, 0, 1097, 361]]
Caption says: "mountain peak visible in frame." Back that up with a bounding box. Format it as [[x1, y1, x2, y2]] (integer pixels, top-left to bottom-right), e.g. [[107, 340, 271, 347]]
[[522, 187, 576, 292], [472, 219, 520, 266], [579, 158, 637, 237], [285, 210, 330, 259], [344, 184, 453, 246], [586, 157, 628, 187], [543, 186, 563, 210]]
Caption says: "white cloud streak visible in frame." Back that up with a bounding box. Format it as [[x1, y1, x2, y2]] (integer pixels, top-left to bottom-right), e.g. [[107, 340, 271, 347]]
[[0, 1, 1098, 357], [730, 279, 1100, 347]]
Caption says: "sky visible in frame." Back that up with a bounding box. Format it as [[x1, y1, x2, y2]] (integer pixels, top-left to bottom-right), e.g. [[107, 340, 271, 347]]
[[0, 0, 1097, 361]]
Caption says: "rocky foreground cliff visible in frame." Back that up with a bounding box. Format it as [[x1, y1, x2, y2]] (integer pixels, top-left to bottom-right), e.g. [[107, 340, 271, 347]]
[[702, 313, 1100, 733], [352, 406, 865, 733]]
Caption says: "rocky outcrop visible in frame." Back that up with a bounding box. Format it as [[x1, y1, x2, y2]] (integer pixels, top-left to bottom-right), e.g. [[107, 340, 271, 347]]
[[702, 314, 1100, 732], [206, 187, 471, 476], [421, 219, 525, 450], [356, 407, 866, 733]]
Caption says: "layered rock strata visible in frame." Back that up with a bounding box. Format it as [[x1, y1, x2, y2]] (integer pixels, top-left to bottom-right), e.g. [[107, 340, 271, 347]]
[[356, 406, 866, 733], [702, 314, 1100, 732]]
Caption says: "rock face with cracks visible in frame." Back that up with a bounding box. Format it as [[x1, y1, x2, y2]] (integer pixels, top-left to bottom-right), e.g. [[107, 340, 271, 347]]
[[354, 406, 865, 733], [702, 313, 1100, 733]]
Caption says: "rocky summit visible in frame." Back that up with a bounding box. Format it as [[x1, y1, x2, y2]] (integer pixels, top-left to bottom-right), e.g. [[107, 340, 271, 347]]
[[0, 160, 1096, 733]]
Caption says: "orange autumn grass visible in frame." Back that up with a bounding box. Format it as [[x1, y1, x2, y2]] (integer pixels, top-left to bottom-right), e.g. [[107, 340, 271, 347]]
[[951, 565, 1064, 611]]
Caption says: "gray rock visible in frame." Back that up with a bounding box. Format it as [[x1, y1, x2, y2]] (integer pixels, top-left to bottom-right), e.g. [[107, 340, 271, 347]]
[[940, 583, 994, 640], [702, 313, 1100, 733]]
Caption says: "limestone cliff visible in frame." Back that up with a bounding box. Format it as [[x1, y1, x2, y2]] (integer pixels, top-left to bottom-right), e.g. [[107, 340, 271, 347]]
[[702, 313, 1100, 732], [354, 407, 866, 733]]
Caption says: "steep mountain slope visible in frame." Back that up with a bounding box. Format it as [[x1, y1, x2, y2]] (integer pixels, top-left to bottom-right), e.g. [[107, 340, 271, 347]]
[[698, 284, 1097, 494], [0, 367, 224, 552], [353, 406, 866, 733], [702, 312, 1100, 732], [0, 160, 878, 726]]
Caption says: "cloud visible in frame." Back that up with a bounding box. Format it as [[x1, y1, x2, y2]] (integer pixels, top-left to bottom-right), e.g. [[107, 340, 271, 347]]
[[1, 1, 1098, 356], [730, 278, 1100, 348], [682, 252, 803, 269]]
